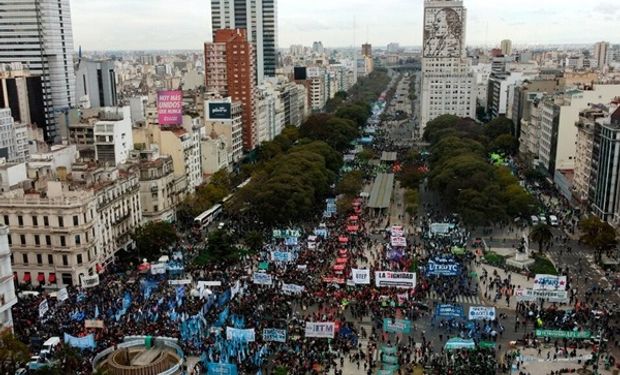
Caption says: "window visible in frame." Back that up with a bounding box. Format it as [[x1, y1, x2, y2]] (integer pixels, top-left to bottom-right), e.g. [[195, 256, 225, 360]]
[[58, 216, 64, 227], [34, 235, 40, 246], [75, 235, 81, 245], [32, 216, 38, 226], [44, 216, 49, 226], [48, 254, 53, 265], [3, 215, 8, 225], [73, 215, 78, 226], [45, 235, 51, 246], [60, 236, 67, 247], [77, 254, 83, 264], [20, 235, 25, 246], [62, 255, 68, 266], [17, 216, 23, 226], [22, 254, 28, 264], [37, 254, 42, 264]]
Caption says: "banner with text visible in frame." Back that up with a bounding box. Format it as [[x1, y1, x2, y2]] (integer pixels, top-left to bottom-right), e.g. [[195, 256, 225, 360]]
[[533, 274, 567, 290], [226, 327, 256, 342], [157, 90, 183, 125], [375, 271, 416, 289], [81, 274, 100, 288], [382, 318, 412, 334], [305, 322, 335, 338], [468, 306, 496, 320], [352, 269, 371, 284], [253, 272, 273, 285], [514, 288, 569, 303], [57, 288, 69, 302], [281, 283, 305, 295], [38, 299, 49, 318], [263, 328, 287, 342]]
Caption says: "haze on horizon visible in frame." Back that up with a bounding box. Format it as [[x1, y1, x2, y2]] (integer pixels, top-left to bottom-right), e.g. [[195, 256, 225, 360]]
[[73, 0, 619, 51]]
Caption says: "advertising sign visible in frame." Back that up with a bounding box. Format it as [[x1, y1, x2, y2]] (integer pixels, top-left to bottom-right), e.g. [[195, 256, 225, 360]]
[[535, 329, 591, 339], [263, 328, 287, 343], [157, 90, 183, 125], [382, 318, 412, 334], [253, 272, 273, 285], [81, 274, 100, 288], [306, 66, 321, 78], [375, 271, 416, 289], [533, 274, 567, 290], [468, 306, 496, 320], [514, 288, 569, 303], [208, 102, 232, 120], [305, 322, 335, 338], [352, 269, 371, 284]]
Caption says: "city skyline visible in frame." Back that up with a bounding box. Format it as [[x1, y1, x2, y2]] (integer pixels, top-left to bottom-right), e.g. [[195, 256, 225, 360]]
[[72, 0, 620, 51]]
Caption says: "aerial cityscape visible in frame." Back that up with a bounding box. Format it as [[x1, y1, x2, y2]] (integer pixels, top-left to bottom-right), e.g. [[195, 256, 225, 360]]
[[0, 0, 618, 374]]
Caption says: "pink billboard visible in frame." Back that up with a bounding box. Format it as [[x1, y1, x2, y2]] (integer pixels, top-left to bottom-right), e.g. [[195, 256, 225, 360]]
[[157, 90, 183, 125]]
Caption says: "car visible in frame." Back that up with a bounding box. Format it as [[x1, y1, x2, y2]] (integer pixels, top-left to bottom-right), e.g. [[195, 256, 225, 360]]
[[217, 222, 226, 230], [530, 215, 539, 225], [538, 215, 548, 225], [548, 215, 559, 226]]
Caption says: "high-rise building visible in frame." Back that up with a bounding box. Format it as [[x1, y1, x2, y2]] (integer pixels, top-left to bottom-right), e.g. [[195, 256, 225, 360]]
[[0, 109, 30, 163], [312, 41, 324, 54], [205, 29, 257, 151], [387, 43, 400, 53], [420, 0, 475, 133], [593, 41, 610, 70], [0, 64, 46, 129], [76, 58, 119, 109], [0, 224, 17, 331], [0, 0, 76, 143], [210, 0, 278, 83], [362, 43, 372, 58], [500, 39, 512, 56]]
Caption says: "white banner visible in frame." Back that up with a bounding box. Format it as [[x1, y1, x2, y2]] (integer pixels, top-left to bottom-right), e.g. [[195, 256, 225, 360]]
[[253, 272, 273, 285], [352, 269, 371, 284], [375, 271, 416, 289], [391, 226, 404, 237], [390, 236, 407, 247], [168, 279, 192, 285], [468, 306, 496, 320], [281, 283, 305, 295], [226, 327, 256, 342], [533, 274, 567, 290], [514, 288, 569, 303], [150, 263, 167, 275], [305, 322, 335, 338], [57, 288, 69, 302], [81, 274, 100, 288], [38, 299, 49, 318], [197, 281, 222, 289]]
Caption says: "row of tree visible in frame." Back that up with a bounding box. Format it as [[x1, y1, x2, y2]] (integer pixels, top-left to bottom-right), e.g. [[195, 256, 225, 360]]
[[424, 115, 536, 227]]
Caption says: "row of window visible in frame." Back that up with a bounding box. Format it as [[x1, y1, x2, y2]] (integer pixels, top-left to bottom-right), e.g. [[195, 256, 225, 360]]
[[8, 232, 86, 247], [3, 214, 85, 228], [14, 251, 86, 266]]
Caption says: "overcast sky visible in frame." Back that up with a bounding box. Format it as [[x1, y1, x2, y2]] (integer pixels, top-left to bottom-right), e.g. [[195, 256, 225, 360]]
[[72, 0, 619, 51]]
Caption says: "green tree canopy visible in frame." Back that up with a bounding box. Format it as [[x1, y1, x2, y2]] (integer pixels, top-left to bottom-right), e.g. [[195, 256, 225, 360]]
[[579, 216, 617, 255], [530, 224, 553, 254], [132, 221, 178, 260], [0, 330, 29, 375]]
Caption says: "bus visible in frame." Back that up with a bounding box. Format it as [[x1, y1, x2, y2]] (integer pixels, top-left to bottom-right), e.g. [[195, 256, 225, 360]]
[[237, 177, 251, 190], [193, 204, 223, 230]]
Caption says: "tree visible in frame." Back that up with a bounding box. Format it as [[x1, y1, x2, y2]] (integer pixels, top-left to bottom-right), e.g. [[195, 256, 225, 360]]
[[579, 216, 617, 260], [0, 330, 29, 375], [489, 134, 519, 156], [529, 224, 553, 254], [243, 230, 264, 253], [132, 221, 179, 260], [483, 116, 513, 140], [336, 171, 363, 197], [404, 189, 419, 216]]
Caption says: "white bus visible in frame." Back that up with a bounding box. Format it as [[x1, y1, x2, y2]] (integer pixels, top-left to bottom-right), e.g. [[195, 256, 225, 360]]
[[193, 204, 223, 230]]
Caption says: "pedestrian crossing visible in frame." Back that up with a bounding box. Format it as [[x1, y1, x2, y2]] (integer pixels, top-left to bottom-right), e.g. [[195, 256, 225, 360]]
[[426, 291, 482, 305]]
